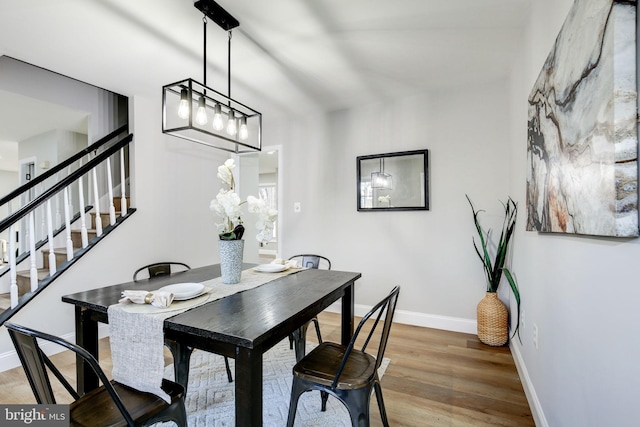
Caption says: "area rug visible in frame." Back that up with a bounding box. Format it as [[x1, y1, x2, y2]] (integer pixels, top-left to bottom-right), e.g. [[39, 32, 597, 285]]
[[155, 340, 390, 426]]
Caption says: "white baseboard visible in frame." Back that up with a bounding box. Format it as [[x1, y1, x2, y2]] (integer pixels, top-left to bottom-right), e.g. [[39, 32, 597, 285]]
[[0, 324, 111, 372], [510, 343, 547, 427], [324, 303, 477, 334]]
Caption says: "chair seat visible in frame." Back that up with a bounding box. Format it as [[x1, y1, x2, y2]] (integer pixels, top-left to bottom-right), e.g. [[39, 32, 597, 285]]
[[293, 342, 377, 390], [70, 379, 184, 427]]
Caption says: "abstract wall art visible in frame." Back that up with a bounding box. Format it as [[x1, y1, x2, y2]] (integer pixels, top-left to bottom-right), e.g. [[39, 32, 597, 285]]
[[527, 0, 638, 237]]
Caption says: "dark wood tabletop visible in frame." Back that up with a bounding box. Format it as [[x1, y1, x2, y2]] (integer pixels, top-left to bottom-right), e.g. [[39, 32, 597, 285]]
[[62, 263, 362, 427], [61, 263, 238, 316]]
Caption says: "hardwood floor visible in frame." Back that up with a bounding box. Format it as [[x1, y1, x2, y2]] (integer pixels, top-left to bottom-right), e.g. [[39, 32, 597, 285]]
[[0, 312, 534, 426]]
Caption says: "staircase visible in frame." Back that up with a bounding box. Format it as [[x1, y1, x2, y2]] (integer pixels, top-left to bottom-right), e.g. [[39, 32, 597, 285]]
[[10, 199, 127, 301], [0, 126, 135, 323]]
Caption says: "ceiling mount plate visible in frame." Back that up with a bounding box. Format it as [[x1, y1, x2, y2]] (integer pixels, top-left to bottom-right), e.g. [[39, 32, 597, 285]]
[[194, 0, 239, 30]]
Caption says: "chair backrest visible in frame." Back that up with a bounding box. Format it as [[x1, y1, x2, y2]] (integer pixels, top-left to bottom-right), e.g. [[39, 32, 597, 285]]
[[332, 286, 400, 388], [133, 261, 191, 281], [288, 254, 331, 270], [5, 322, 136, 425]]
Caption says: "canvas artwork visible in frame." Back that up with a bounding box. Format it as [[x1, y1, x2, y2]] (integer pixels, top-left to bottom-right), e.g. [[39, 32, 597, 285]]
[[527, 0, 638, 237]]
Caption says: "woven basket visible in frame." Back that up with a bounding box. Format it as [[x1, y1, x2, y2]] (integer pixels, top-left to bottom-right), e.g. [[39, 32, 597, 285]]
[[477, 292, 508, 346]]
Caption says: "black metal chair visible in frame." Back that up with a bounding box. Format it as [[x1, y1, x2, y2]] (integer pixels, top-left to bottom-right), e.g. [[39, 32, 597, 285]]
[[287, 254, 331, 353], [132, 261, 191, 282], [133, 261, 233, 384], [5, 322, 187, 427], [286, 286, 400, 427], [288, 254, 331, 270]]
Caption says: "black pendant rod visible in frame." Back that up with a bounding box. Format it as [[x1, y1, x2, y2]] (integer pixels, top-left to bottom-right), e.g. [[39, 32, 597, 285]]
[[228, 30, 232, 106], [203, 16, 207, 88]]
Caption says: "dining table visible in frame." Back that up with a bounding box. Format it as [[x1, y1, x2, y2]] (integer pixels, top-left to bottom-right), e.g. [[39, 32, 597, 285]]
[[61, 263, 361, 426]]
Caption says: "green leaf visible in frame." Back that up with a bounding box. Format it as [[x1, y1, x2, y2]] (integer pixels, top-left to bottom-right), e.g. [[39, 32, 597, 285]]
[[503, 268, 521, 343], [467, 195, 521, 342], [219, 231, 237, 240]]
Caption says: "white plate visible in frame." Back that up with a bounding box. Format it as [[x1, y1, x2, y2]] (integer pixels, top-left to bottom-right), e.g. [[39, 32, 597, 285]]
[[254, 264, 288, 273], [158, 283, 205, 300]]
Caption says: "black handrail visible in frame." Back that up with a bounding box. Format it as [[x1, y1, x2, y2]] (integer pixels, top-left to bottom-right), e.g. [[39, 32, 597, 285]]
[[0, 133, 133, 234], [0, 124, 129, 207]]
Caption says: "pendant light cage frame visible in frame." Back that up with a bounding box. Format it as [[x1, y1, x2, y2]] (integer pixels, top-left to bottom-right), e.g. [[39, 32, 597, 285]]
[[162, 78, 262, 153], [161, 0, 261, 153], [371, 158, 393, 189]]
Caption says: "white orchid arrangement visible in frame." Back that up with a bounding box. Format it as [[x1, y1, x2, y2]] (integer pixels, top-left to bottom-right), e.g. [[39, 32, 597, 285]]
[[210, 159, 277, 244]]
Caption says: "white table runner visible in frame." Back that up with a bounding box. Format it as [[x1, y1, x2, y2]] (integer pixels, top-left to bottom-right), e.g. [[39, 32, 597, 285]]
[[108, 267, 301, 402]]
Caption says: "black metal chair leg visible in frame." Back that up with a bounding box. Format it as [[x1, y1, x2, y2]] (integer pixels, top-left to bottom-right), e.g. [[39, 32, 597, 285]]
[[286, 377, 307, 427], [224, 356, 233, 383], [373, 381, 389, 427], [164, 339, 194, 394], [342, 387, 371, 427], [321, 390, 329, 411], [312, 317, 323, 343]]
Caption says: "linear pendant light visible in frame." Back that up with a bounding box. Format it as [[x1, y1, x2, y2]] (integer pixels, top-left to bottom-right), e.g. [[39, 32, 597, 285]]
[[371, 158, 393, 189], [162, 0, 261, 153]]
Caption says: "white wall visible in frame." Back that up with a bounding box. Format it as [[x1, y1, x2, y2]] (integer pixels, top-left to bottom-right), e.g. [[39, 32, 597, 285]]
[[0, 170, 18, 242], [0, 57, 123, 144], [510, 1, 640, 426], [279, 81, 513, 324]]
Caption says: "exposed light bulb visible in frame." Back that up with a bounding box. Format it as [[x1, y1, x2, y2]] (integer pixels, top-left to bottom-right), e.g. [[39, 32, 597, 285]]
[[239, 116, 248, 140], [213, 103, 224, 131], [177, 89, 190, 119], [195, 96, 208, 125], [226, 110, 237, 136]]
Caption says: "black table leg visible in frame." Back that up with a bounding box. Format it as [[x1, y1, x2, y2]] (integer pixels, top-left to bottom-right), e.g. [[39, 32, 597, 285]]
[[165, 339, 194, 394], [341, 281, 355, 346], [74, 306, 99, 395], [235, 347, 263, 427]]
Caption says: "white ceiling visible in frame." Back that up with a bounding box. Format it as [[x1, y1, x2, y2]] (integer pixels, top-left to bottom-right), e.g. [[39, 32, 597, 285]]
[[0, 0, 530, 121]]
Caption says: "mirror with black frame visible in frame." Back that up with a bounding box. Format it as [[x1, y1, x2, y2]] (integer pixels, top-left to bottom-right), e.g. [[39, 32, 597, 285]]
[[357, 149, 429, 211]]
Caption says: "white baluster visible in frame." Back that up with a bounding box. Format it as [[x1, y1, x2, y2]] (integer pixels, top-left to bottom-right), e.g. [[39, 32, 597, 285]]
[[46, 199, 56, 276], [22, 191, 29, 256], [64, 187, 73, 261], [28, 211, 38, 292], [8, 202, 18, 308], [66, 166, 75, 214], [78, 168, 89, 248], [19, 189, 27, 254], [55, 173, 62, 228], [120, 148, 128, 216], [40, 184, 46, 238], [92, 167, 103, 236], [106, 157, 116, 225]]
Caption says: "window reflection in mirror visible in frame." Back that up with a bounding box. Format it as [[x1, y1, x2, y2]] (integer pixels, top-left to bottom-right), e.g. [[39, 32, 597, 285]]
[[357, 150, 429, 211]]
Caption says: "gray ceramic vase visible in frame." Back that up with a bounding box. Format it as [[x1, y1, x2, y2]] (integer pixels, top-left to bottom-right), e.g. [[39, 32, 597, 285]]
[[218, 239, 244, 284]]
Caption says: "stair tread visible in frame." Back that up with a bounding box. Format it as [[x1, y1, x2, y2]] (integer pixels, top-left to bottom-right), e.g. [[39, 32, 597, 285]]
[[42, 247, 73, 254], [16, 269, 51, 279]]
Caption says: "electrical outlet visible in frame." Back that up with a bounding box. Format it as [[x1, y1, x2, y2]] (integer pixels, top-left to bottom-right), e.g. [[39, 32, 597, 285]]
[[533, 323, 539, 349], [294, 202, 301, 213]]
